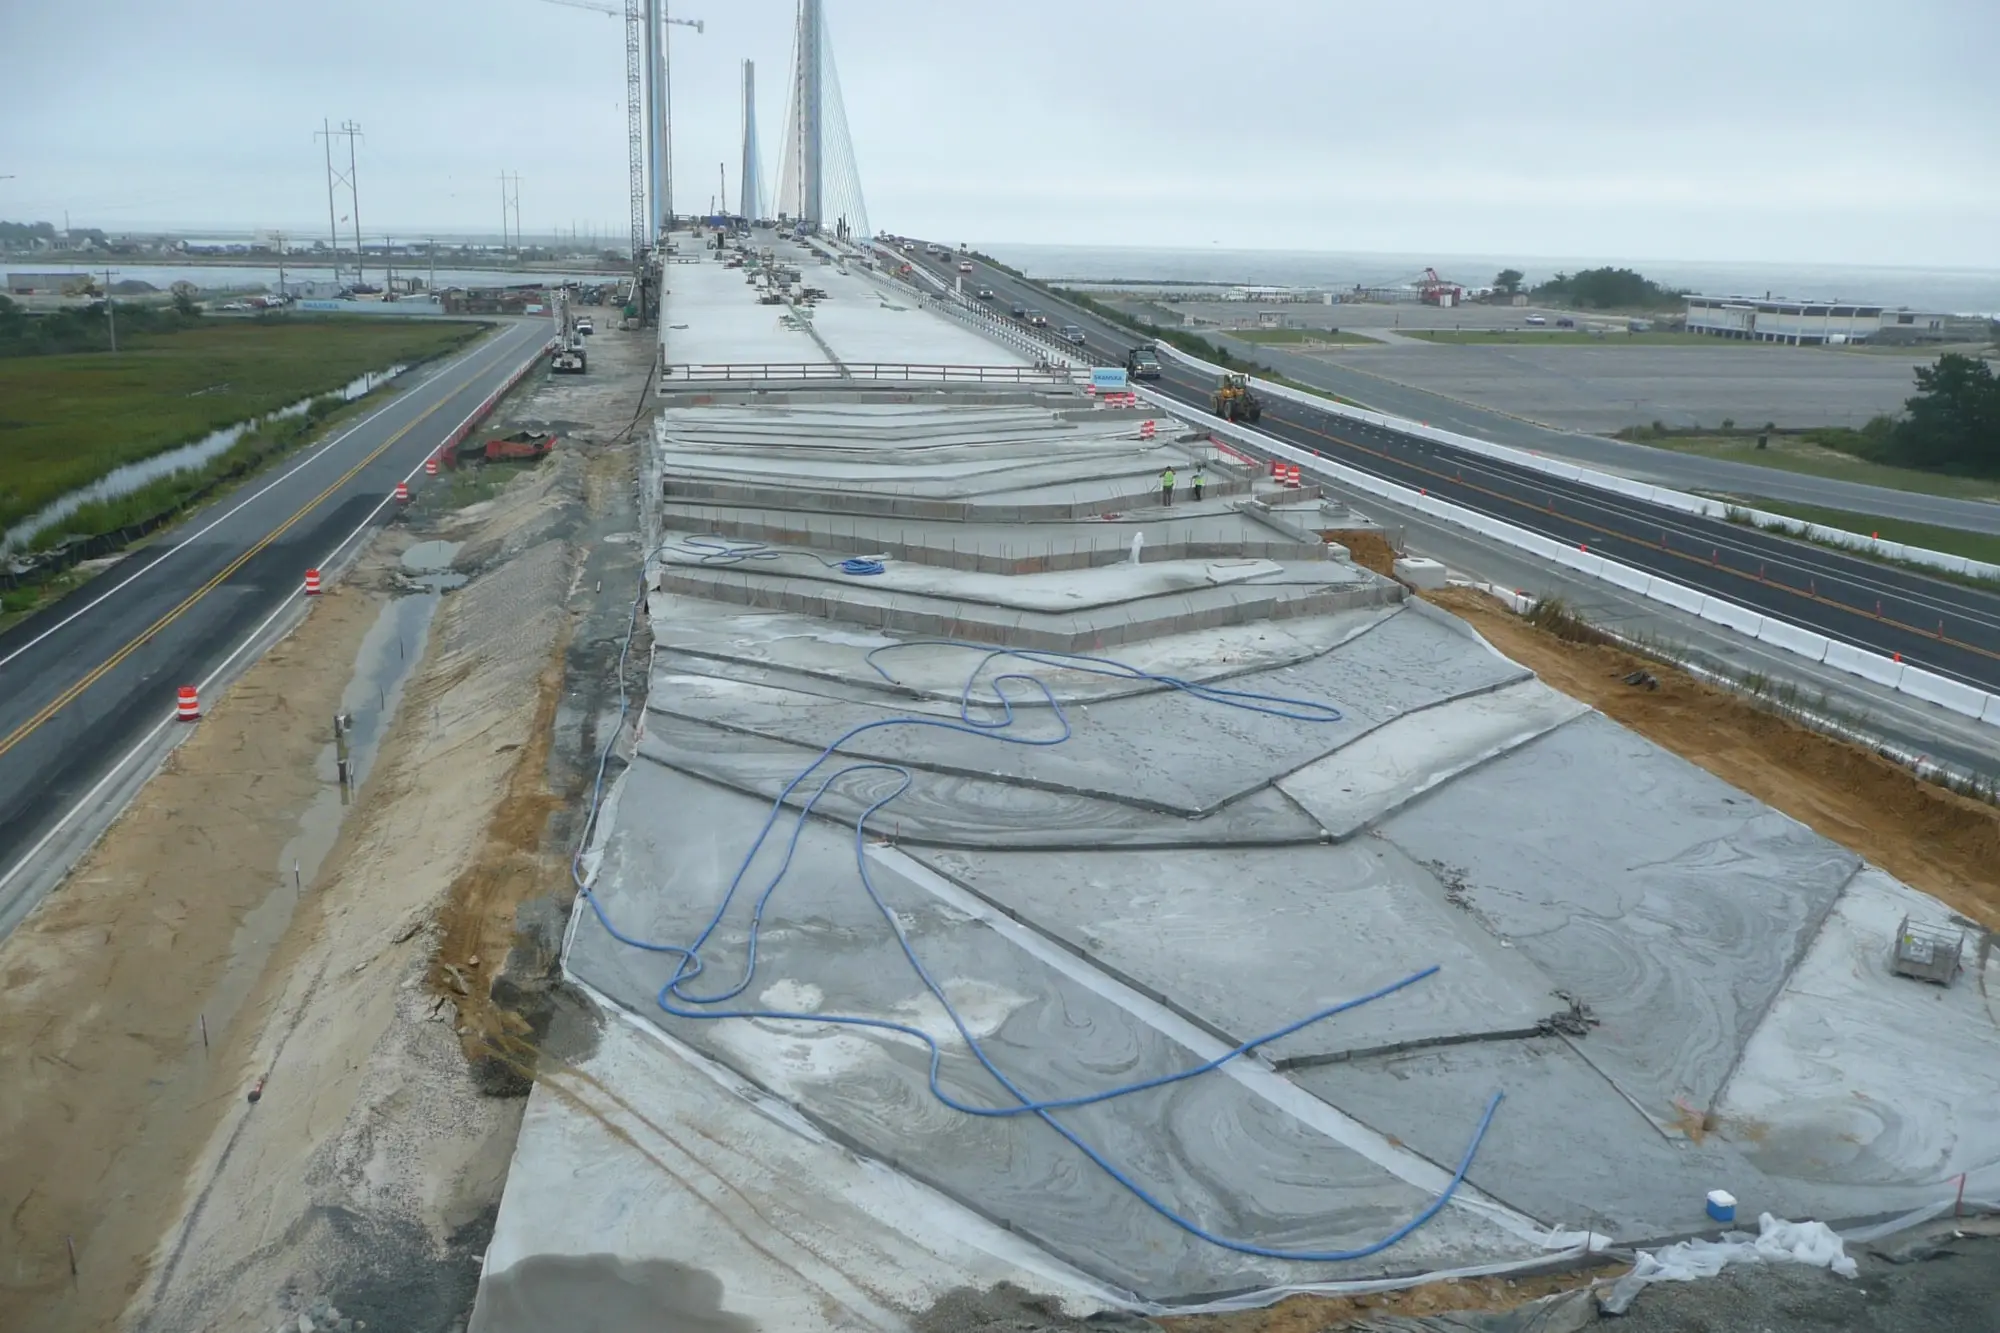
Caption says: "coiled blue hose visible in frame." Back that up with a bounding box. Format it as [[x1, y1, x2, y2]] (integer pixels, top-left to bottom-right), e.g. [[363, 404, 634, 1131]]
[[574, 579, 1505, 1263]]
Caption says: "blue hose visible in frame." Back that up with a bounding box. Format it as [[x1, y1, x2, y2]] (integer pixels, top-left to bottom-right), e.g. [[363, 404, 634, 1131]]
[[574, 580, 1505, 1263], [669, 534, 886, 576]]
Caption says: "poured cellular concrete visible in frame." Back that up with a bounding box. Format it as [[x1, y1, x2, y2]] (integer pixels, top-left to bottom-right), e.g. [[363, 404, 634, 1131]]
[[1377, 711, 1861, 1131], [476, 319, 2000, 1328]]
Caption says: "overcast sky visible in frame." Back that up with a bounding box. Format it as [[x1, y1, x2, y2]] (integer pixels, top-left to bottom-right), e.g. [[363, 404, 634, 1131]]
[[3, 0, 1996, 269]]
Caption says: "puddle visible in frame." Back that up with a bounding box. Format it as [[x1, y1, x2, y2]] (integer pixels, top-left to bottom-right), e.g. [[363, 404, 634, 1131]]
[[3, 364, 409, 551], [402, 539, 468, 590], [202, 589, 444, 1041]]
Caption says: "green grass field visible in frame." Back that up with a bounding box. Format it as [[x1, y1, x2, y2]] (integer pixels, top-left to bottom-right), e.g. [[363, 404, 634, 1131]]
[[1230, 327, 1377, 346], [1400, 329, 1716, 346], [0, 318, 486, 535], [1732, 497, 2000, 569], [1643, 433, 2000, 503]]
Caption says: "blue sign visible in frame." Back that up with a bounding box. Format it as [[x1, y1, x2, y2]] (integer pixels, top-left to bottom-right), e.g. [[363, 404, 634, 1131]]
[[1090, 367, 1129, 392], [299, 300, 342, 311]]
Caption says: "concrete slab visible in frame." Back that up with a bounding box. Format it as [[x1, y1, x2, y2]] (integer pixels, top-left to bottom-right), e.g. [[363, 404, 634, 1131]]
[[1377, 711, 1859, 1129], [1278, 679, 1590, 839], [641, 608, 1526, 816], [566, 760, 1546, 1298], [1715, 867, 2000, 1194], [469, 1013, 1114, 1333], [636, 713, 1328, 848], [1293, 1038, 1794, 1240], [910, 841, 1558, 1066], [647, 597, 1398, 704]]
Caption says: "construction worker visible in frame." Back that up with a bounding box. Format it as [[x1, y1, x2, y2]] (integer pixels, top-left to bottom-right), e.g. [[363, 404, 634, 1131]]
[[1159, 465, 1176, 506], [1190, 464, 1206, 502]]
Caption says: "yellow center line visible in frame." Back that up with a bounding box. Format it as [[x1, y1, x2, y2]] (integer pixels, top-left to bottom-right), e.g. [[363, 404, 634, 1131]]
[[0, 341, 513, 763]]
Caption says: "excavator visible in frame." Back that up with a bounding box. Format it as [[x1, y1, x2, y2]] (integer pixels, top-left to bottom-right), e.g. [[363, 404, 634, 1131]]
[[1210, 373, 1263, 424]]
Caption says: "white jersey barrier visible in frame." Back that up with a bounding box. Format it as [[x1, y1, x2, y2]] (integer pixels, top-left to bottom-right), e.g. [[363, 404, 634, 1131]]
[[1157, 342, 2000, 583], [1148, 389, 2000, 730]]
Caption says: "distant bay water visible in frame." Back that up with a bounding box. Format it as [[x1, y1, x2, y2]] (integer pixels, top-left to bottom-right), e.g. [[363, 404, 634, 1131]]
[[982, 244, 2000, 317]]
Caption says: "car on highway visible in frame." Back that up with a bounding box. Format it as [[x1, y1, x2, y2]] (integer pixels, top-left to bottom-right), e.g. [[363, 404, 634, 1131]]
[[1010, 301, 1026, 317], [976, 286, 994, 300], [1524, 314, 1547, 326], [1554, 317, 1575, 329], [1127, 347, 1161, 379], [1027, 309, 1048, 327], [1060, 323, 1086, 344], [957, 260, 973, 274]]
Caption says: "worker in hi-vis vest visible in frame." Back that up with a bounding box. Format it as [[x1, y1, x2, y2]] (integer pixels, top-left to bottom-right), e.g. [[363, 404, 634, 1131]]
[[1160, 466, 1176, 506], [1191, 465, 1206, 501]]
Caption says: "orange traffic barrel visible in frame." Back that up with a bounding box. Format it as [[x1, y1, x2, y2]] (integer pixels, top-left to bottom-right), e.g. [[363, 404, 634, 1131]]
[[304, 568, 322, 595], [1285, 463, 1302, 487], [1139, 420, 1156, 439], [176, 685, 200, 721], [424, 455, 439, 476], [395, 480, 411, 502]]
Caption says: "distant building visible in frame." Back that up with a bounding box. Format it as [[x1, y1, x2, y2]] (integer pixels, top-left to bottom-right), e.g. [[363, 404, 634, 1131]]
[[1871, 310, 1993, 346], [7, 271, 97, 295], [1685, 295, 1884, 345]]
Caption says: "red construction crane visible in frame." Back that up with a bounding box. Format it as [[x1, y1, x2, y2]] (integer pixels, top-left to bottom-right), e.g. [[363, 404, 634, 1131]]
[[1417, 267, 1463, 306]]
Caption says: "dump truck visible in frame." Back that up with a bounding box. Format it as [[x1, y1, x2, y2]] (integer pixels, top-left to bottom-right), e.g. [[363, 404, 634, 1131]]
[[1210, 373, 1263, 423]]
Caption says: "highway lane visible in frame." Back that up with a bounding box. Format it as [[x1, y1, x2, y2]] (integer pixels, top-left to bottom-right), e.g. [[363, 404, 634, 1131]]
[[1195, 332, 2000, 537], [898, 246, 2000, 693], [0, 316, 552, 931]]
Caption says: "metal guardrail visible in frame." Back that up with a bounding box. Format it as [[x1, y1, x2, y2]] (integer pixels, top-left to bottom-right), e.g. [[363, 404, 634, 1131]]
[[660, 362, 1074, 384]]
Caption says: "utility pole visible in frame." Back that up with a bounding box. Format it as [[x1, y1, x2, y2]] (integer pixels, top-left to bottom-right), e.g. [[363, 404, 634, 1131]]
[[512, 176, 523, 257], [499, 174, 511, 256], [718, 162, 726, 220], [345, 120, 364, 284], [428, 237, 436, 295], [316, 119, 362, 285], [101, 268, 118, 351], [274, 230, 287, 300]]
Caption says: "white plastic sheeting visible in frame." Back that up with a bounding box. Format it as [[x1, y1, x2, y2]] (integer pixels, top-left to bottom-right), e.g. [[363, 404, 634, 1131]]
[[1600, 1214, 1857, 1316]]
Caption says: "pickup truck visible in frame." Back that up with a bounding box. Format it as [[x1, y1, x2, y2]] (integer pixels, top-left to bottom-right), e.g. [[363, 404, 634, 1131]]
[[1126, 347, 1161, 379]]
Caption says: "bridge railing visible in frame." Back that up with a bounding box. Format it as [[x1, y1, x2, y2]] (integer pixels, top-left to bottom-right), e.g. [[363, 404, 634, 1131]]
[[660, 362, 1077, 384]]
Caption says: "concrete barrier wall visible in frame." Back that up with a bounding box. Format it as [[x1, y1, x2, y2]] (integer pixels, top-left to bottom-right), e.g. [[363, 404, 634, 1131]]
[[1151, 386, 2000, 728], [1157, 342, 2000, 583]]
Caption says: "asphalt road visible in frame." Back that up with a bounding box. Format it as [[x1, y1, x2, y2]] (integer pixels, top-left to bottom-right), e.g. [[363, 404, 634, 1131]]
[[901, 247, 2000, 694], [0, 316, 553, 935], [1194, 333, 2000, 536]]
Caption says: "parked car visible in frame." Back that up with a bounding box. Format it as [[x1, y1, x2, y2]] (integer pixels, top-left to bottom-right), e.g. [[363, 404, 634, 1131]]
[[1554, 316, 1575, 329], [1524, 314, 1547, 326], [576, 317, 595, 335]]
